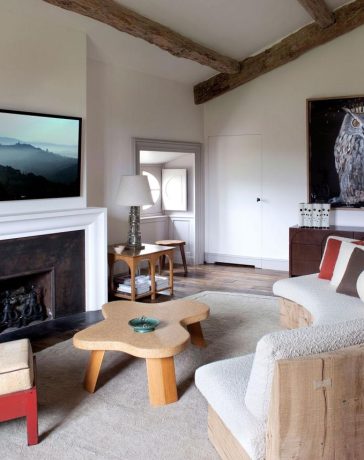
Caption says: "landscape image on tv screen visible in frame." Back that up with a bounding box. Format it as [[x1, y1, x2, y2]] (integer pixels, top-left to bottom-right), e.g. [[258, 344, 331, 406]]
[[0, 110, 81, 201]]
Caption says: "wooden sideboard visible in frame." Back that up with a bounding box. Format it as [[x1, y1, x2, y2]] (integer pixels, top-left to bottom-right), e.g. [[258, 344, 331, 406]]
[[289, 225, 364, 277]]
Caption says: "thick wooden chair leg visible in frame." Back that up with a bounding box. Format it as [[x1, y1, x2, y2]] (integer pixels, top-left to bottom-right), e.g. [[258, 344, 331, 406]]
[[84, 350, 105, 393], [187, 322, 207, 347], [146, 357, 178, 406], [180, 244, 188, 276], [26, 388, 38, 446]]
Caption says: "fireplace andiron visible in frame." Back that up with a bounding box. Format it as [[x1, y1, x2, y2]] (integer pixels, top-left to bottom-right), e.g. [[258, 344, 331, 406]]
[[0, 285, 46, 332]]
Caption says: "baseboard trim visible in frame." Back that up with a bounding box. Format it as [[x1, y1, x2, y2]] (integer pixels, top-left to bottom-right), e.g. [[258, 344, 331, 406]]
[[261, 258, 288, 271], [204, 253, 257, 266], [204, 253, 288, 271]]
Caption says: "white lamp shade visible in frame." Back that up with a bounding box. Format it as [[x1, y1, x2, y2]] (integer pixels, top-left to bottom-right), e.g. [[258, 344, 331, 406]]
[[116, 175, 153, 206]]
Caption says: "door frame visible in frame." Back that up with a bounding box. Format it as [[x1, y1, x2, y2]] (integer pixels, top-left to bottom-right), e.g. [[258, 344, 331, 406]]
[[133, 138, 204, 265]]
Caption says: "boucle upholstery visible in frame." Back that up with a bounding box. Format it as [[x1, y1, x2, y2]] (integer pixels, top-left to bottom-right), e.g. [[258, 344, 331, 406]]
[[195, 354, 265, 460], [358, 271, 364, 301], [0, 339, 34, 396], [273, 274, 364, 325], [245, 318, 364, 423]]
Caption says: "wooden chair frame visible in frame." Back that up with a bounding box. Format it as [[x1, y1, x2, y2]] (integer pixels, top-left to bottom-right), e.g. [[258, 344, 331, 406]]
[[208, 344, 364, 459], [279, 297, 314, 329], [0, 357, 38, 446]]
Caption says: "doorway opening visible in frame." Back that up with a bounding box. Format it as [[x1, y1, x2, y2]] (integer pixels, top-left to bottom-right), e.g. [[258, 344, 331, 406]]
[[134, 139, 204, 265]]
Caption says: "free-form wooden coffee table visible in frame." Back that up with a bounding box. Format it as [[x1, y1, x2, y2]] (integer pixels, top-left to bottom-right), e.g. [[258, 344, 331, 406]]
[[73, 299, 209, 406]]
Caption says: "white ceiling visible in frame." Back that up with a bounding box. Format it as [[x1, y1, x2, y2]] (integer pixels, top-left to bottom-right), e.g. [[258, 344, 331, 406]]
[[116, 0, 346, 59], [3, 0, 349, 85], [140, 151, 191, 164]]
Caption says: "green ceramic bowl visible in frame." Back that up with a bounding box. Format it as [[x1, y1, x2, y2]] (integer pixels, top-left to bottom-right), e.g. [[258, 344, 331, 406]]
[[128, 316, 160, 333]]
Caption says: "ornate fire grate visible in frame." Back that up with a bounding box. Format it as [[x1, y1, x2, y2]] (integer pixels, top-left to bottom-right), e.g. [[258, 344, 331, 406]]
[[0, 284, 48, 333]]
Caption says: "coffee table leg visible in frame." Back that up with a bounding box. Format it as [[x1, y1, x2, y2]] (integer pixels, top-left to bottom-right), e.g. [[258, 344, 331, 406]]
[[187, 322, 207, 348], [84, 350, 105, 393], [146, 357, 178, 406]]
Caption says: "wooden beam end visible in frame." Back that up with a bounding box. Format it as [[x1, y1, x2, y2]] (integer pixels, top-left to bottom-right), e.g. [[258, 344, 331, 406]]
[[297, 0, 335, 28]]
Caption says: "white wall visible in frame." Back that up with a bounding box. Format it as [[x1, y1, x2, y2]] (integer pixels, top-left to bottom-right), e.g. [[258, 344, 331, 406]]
[[0, 9, 87, 214], [140, 215, 169, 245], [204, 25, 364, 270], [7, 5, 362, 271], [0, 5, 203, 245], [86, 59, 203, 244]]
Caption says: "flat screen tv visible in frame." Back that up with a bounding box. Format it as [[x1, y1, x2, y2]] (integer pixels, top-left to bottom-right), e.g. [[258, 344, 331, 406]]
[[0, 109, 82, 201]]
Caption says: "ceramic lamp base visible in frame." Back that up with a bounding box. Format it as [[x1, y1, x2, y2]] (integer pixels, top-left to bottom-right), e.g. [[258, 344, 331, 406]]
[[127, 206, 144, 249]]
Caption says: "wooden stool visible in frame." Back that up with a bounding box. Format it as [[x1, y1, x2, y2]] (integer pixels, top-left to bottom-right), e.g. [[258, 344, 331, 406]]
[[155, 240, 188, 276], [0, 339, 38, 446]]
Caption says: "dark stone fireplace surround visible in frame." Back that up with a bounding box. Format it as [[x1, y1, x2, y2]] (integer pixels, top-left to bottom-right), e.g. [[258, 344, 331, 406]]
[[0, 231, 85, 336]]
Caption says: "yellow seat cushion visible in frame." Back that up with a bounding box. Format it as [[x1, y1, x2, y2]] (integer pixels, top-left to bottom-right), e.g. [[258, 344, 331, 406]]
[[0, 339, 34, 396]]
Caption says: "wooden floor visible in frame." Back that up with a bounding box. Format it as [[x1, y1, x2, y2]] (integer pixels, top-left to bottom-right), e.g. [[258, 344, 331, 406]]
[[170, 263, 286, 298], [3, 264, 287, 352]]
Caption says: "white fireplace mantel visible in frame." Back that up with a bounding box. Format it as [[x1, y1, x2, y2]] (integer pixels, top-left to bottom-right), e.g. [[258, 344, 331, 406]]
[[0, 207, 108, 312]]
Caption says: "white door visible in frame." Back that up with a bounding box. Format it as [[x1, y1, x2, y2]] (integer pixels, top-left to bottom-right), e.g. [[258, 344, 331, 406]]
[[207, 135, 262, 266]]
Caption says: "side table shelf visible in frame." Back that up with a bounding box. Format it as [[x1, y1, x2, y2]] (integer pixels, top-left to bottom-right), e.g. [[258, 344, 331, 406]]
[[108, 244, 174, 301]]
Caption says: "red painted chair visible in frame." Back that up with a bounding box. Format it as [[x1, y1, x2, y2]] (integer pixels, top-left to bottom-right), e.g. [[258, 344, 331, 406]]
[[0, 339, 38, 446]]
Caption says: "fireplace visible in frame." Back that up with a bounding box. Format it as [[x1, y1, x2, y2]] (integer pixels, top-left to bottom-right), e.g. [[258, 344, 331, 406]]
[[0, 208, 107, 314], [0, 231, 85, 334], [0, 270, 52, 332]]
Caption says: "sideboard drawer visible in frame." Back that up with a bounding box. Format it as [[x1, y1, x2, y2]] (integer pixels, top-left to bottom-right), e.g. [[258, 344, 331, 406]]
[[290, 229, 331, 245], [291, 243, 321, 262], [291, 229, 352, 245], [291, 260, 320, 277]]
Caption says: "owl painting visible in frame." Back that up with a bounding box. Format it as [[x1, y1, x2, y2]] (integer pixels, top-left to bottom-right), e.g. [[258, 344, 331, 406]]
[[332, 107, 364, 206]]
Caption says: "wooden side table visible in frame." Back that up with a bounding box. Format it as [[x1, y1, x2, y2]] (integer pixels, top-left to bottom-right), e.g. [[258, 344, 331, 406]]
[[108, 244, 174, 301]]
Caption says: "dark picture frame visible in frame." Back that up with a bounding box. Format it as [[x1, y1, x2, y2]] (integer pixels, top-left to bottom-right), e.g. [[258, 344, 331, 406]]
[[0, 108, 82, 201], [308, 95, 364, 208]]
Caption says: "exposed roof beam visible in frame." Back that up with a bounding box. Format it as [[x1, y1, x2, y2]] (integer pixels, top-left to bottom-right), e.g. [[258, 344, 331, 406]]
[[297, 0, 335, 28], [194, 0, 364, 105], [42, 0, 240, 75]]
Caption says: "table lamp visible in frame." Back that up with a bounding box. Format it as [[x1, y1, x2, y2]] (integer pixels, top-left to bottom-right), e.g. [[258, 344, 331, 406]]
[[116, 175, 153, 249]]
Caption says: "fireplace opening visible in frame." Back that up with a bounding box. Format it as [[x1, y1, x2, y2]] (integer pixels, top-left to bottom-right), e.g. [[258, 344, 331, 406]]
[[0, 268, 54, 333], [0, 230, 85, 338]]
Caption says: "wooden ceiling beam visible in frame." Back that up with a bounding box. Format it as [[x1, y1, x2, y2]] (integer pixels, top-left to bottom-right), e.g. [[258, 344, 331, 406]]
[[297, 0, 335, 28], [194, 0, 364, 105], [42, 0, 240, 75]]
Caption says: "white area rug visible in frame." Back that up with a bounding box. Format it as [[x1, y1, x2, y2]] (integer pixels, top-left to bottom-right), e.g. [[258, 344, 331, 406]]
[[0, 291, 281, 460]]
